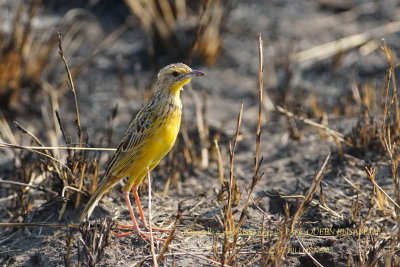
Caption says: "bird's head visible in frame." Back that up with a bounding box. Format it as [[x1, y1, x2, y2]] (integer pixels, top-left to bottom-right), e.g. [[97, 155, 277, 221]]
[[156, 63, 205, 97]]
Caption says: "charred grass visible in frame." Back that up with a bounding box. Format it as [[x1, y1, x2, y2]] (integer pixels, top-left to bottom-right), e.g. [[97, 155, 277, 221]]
[[1, 1, 400, 266]]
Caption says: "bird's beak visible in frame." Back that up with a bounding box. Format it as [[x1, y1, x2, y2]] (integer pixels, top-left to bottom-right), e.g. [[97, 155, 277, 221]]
[[189, 70, 206, 77]]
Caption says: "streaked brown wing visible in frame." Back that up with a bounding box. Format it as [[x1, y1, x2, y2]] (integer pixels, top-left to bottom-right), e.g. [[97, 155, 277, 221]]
[[103, 104, 156, 178]]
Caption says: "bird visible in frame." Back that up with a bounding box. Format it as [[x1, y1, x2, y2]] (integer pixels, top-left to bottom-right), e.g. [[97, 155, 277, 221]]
[[80, 63, 205, 240]]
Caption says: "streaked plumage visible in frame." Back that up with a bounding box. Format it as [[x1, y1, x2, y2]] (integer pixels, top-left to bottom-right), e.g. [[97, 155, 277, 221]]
[[80, 63, 205, 239]]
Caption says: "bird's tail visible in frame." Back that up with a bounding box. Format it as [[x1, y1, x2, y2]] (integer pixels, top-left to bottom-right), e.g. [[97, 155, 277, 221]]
[[80, 177, 115, 221]]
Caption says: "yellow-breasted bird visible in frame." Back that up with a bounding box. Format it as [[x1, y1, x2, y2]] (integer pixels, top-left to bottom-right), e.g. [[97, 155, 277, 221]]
[[80, 63, 205, 239]]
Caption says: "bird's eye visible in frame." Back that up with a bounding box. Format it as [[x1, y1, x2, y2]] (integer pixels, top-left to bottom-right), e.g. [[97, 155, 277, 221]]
[[172, 71, 179, 77]]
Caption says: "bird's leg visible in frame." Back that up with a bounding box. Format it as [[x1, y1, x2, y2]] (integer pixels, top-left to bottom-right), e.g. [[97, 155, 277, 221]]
[[116, 190, 165, 240], [132, 185, 146, 224], [132, 185, 171, 232]]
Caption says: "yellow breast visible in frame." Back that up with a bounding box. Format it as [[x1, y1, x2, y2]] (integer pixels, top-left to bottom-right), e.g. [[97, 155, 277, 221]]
[[124, 104, 181, 185], [150, 111, 181, 159]]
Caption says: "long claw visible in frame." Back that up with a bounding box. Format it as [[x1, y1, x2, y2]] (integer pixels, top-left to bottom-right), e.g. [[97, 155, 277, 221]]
[[117, 222, 170, 232], [116, 230, 166, 242], [144, 224, 171, 232]]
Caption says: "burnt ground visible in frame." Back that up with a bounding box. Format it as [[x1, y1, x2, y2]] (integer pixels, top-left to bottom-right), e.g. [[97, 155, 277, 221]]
[[1, 0, 400, 266]]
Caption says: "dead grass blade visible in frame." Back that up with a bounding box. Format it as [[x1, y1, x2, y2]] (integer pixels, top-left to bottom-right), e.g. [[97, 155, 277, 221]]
[[79, 218, 113, 266], [57, 32, 82, 147], [188, 85, 209, 169], [265, 153, 330, 266], [219, 34, 266, 266], [254, 34, 263, 174], [169, 245, 232, 267], [214, 140, 225, 186], [365, 166, 400, 210], [0, 142, 115, 151], [0, 142, 71, 176], [276, 105, 350, 145], [379, 42, 400, 251], [0, 178, 58, 196], [296, 236, 324, 267], [0, 0, 57, 109], [147, 168, 159, 267], [295, 21, 400, 64], [124, 0, 225, 64], [157, 208, 181, 263], [292, 153, 330, 230], [0, 222, 79, 228]]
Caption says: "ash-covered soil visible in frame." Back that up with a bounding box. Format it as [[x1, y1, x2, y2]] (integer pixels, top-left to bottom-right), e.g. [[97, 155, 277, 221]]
[[1, 0, 400, 266]]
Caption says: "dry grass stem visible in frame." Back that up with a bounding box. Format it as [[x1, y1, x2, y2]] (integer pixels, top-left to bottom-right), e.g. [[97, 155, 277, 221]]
[[218, 34, 266, 265], [169, 246, 232, 267], [61, 185, 89, 198], [0, 142, 115, 151], [0, 113, 18, 145], [57, 32, 82, 147], [255, 34, 263, 174], [79, 218, 113, 266], [234, 34, 266, 234], [266, 153, 330, 265], [0, 0, 57, 108], [147, 168, 158, 267], [277, 105, 350, 145], [296, 236, 324, 267], [292, 153, 330, 226], [0, 142, 71, 175], [0, 222, 79, 228], [295, 21, 400, 63], [188, 85, 209, 169], [214, 139, 225, 186], [124, 0, 224, 64], [366, 166, 400, 210], [0, 178, 58, 196], [157, 209, 181, 263]]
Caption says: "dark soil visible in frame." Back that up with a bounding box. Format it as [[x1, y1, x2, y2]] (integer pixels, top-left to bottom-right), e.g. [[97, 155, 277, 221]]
[[1, 0, 400, 266]]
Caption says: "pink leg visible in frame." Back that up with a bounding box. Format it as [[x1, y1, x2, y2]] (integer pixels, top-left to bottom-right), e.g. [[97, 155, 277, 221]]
[[132, 185, 146, 224], [116, 190, 165, 240]]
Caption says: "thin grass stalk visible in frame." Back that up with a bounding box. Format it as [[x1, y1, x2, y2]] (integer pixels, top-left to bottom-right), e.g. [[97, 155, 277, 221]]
[[157, 209, 181, 263], [221, 101, 243, 265], [214, 140, 225, 185], [230, 34, 265, 257], [227, 101, 244, 230], [57, 32, 82, 148], [381, 42, 400, 219], [254, 33, 263, 175], [147, 168, 158, 267]]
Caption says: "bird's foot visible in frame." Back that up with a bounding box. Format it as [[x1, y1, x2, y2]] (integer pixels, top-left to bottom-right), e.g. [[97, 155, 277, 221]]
[[115, 222, 138, 229], [143, 223, 171, 232], [114, 223, 166, 241], [116, 230, 165, 241], [116, 222, 170, 232]]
